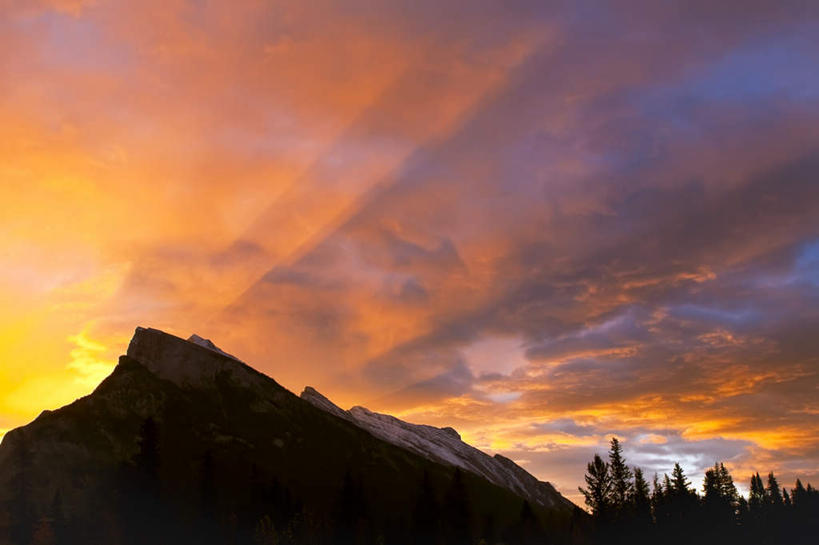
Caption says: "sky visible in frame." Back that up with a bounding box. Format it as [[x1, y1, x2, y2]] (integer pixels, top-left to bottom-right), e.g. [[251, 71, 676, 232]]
[[1, 0, 819, 505]]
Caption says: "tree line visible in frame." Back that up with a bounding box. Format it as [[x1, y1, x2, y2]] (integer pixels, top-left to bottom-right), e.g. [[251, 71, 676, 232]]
[[579, 438, 819, 545]]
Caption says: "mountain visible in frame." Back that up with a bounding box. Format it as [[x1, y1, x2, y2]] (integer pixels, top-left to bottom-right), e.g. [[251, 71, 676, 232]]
[[0, 327, 585, 545], [301, 388, 574, 511]]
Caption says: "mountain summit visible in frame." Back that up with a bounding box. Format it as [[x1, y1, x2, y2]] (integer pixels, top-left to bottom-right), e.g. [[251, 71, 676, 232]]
[[0, 327, 583, 545]]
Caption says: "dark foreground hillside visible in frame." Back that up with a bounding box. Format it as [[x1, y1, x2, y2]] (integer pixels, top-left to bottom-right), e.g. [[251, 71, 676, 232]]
[[0, 327, 587, 545]]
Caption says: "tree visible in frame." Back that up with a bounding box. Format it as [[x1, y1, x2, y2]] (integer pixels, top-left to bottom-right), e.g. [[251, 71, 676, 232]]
[[608, 437, 634, 510], [650, 473, 664, 506], [701, 462, 738, 543], [749, 473, 766, 511], [578, 454, 612, 518], [717, 463, 739, 509], [628, 467, 653, 544], [702, 466, 721, 503], [663, 473, 672, 494], [669, 463, 691, 496], [792, 478, 808, 513], [632, 467, 651, 509], [657, 463, 697, 545], [766, 472, 783, 506]]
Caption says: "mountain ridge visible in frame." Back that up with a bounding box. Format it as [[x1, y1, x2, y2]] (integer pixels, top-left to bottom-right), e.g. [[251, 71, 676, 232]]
[[0, 326, 584, 545], [300, 387, 574, 511]]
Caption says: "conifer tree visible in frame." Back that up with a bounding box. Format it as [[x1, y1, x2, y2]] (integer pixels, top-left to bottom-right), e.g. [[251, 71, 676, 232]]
[[632, 467, 651, 507], [766, 472, 783, 506], [650, 473, 663, 505], [717, 463, 739, 510], [670, 463, 691, 496], [650, 473, 666, 526], [630, 467, 653, 539], [792, 478, 807, 509], [749, 473, 766, 510], [608, 437, 634, 509], [702, 466, 721, 502], [578, 454, 612, 518], [701, 462, 737, 541]]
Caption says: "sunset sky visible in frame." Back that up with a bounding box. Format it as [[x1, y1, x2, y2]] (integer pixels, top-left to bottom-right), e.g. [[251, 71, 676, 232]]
[[2, 0, 818, 504]]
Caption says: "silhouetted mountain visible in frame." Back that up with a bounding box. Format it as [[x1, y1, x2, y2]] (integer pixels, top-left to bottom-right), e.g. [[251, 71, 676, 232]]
[[301, 387, 575, 511], [0, 327, 586, 545]]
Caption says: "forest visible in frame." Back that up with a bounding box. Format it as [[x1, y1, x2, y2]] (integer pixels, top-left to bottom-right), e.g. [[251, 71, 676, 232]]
[[579, 438, 819, 545]]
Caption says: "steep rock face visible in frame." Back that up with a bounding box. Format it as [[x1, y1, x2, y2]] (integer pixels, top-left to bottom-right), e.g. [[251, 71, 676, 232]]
[[127, 327, 262, 389], [301, 387, 574, 511]]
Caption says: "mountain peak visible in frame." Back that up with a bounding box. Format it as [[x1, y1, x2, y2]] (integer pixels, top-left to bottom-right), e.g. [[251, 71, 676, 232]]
[[126, 327, 261, 389], [300, 386, 353, 422]]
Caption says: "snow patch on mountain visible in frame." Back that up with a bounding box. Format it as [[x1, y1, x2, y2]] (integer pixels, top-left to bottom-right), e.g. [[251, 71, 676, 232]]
[[300, 387, 575, 511], [300, 387, 354, 423], [187, 334, 241, 361]]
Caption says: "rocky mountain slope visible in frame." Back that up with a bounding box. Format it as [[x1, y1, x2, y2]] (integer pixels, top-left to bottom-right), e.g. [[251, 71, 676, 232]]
[[301, 387, 574, 511], [0, 327, 584, 545]]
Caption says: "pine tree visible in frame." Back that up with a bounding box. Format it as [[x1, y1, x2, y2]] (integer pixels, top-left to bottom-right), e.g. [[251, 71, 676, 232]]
[[630, 467, 653, 541], [578, 454, 612, 518], [651, 473, 665, 524], [632, 467, 651, 507], [701, 462, 737, 542], [766, 472, 783, 506], [670, 463, 691, 496], [608, 437, 634, 509], [749, 473, 766, 511], [717, 463, 739, 510], [702, 466, 721, 502], [664, 464, 696, 545], [792, 479, 807, 510], [650, 473, 663, 506]]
